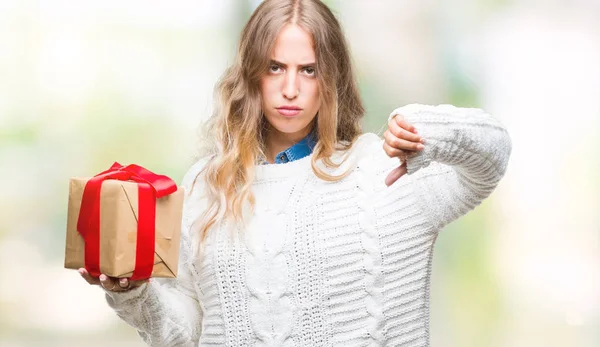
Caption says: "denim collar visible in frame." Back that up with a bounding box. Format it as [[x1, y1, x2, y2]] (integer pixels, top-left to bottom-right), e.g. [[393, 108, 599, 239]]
[[260, 130, 318, 165]]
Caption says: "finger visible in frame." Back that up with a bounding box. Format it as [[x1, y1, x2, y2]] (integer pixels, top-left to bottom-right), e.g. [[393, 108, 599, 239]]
[[78, 268, 100, 286], [118, 278, 130, 289], [383, 142, 405, 158], [99, 274, 117, 291], [390, 114, 418, 134], [384, 130, 424, 151], [396, 118, 417, 133], [385, 161, 408, 186], [394, 117, 418, 134], [389, 117, 422, 143], [118, 277, 150, 290]]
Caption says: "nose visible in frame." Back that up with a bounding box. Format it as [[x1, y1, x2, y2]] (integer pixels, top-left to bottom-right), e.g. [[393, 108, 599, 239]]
[[282, 71, 299, 100]]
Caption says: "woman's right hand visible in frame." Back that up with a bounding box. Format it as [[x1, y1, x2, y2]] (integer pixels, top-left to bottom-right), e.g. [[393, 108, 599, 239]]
[[78, 268, 149, 293]]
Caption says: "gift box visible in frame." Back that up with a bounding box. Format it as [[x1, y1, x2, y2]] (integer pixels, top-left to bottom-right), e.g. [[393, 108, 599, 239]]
[[64, 162, 184, 279]]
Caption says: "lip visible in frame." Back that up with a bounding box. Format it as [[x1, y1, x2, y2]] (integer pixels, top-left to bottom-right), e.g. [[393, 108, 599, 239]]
[[276, 106, 302, 117], [278, 105, 302, 110]]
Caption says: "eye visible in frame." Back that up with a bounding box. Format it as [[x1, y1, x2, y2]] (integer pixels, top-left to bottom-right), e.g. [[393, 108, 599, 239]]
[[269, 64, 282, 73], [303, 67, 316, 76]]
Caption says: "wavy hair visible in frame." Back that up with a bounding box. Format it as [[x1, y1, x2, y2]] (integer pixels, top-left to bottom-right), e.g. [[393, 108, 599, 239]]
[[191, 0, 365, 250]]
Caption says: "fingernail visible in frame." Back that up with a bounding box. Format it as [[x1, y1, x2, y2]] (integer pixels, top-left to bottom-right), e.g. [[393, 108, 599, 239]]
[[99, 274, 107, 281], [120, 278, 127, 285], [78, 269, 84, 275], [420, 138, 425, 144], [417, 144, 424, 150]]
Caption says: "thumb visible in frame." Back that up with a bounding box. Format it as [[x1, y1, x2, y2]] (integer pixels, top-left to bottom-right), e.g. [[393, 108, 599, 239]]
[[385, 161, 407, 186]]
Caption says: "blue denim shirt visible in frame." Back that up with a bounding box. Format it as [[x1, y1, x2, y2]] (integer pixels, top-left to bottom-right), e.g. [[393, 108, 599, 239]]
[[260, 130, 318, 164]]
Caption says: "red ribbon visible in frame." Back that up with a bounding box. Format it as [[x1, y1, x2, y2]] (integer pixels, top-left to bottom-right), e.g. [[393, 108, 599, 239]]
[[77, 162, 177, 280]]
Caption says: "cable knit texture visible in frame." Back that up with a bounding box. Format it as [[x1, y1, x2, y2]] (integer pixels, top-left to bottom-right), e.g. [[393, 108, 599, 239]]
[[103, 104, 512, 346]]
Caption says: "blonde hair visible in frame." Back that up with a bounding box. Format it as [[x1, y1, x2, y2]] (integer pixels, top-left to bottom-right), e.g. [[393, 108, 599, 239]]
[[192, 0, 364, 248]]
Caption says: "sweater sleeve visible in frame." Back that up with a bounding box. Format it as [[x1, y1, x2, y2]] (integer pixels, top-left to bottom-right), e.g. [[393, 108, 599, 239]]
[[102, 158, 208, 347], [387, 103, 512, 230]]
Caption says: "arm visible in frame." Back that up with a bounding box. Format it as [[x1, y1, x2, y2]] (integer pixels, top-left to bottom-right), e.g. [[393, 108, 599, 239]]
[[103, 159, 208, 346], [387, 103, 512, 230]]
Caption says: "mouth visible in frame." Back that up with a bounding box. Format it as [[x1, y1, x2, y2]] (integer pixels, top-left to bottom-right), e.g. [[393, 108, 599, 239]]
[[276, 106, 302, 117]]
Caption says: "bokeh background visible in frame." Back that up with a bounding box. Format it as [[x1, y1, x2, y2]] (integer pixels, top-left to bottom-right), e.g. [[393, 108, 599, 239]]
[[1, 0, 598, 346]]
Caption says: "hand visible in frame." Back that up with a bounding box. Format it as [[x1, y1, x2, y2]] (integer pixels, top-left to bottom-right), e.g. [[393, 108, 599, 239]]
[[78, 268, 149, 293], [383, 113, 425, 186]]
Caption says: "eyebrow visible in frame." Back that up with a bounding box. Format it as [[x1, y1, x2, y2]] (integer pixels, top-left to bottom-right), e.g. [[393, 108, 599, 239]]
[[270, 59, 315, 68]]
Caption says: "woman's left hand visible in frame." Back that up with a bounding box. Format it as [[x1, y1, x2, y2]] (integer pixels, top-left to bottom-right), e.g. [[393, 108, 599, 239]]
[[383, 113, 425, 186]]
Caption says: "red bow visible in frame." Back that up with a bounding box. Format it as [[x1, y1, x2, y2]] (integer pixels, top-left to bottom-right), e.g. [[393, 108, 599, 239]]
[[77, 162, 177, 280]]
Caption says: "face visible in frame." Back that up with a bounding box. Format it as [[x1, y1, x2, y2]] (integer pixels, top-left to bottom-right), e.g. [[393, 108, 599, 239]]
[[260, 23, 321, 143]]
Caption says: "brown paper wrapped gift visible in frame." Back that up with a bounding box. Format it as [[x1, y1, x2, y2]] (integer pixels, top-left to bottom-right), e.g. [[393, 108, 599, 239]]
[[64, 175, 184, 278]]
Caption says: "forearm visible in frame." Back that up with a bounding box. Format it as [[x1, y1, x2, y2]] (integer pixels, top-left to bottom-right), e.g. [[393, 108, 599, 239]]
[[389, 104, 512, 228], [104, 276, 202, 347]]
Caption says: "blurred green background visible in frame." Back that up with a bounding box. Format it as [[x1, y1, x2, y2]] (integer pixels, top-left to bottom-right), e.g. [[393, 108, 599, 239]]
[[1, 0, 598, 346]]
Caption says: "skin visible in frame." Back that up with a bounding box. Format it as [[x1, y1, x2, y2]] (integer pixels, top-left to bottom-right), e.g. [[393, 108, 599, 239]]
[[79, 24, 424, 292], [383, 114, 426, 186], [78, 268, 148, 292], [260, 23, 321, 163]]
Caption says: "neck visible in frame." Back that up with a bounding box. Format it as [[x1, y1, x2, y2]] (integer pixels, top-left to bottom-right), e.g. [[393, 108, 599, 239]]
[[265, 124, 312, 164]]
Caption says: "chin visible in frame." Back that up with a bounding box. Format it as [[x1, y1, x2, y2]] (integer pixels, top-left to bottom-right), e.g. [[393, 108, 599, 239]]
[[268, 117, 311, 135], [272, 125, 305, 135]]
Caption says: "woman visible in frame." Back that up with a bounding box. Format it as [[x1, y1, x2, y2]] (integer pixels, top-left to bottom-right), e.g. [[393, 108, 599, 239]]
[[79, 0, 512, 346]]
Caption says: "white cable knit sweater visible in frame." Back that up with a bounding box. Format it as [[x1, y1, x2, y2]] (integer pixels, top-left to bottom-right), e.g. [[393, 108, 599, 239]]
[[104, 104, 512, 347]]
